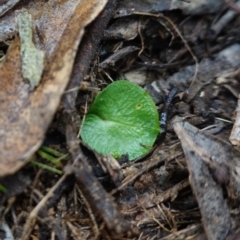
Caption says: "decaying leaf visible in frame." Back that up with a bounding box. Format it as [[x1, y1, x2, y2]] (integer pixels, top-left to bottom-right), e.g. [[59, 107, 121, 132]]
[[145, 44, 240, 103], [104, 17, 138, 40], [172, 117, 240, 239], [17, 10, 44, 89], [115, 0, 224, 17], [0, 0, 108, 177], [230, 94, 240, 145], [34, 0, 90, 56], [172, 0, 224, 15]]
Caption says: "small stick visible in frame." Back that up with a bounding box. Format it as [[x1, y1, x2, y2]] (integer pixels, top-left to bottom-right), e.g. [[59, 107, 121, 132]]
[[21, 172, 71, 240], [225, 0, 240, 13], [133, 12, 199, 79], [66, 123, 138, 237]]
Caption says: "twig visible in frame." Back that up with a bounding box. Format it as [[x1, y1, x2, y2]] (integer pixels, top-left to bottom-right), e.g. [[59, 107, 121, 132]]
[[133, 12, 199, 101], [133, 13, 199, 78], [75, 185, 100, 239], [21, 172, 71, 240], [138, 18, 148, 56], [140, 206, 171, 232], [63, 0, 118, 111], [111, 142, 182, 195], [210, 0, 240, 38], [225, 0, 240, 13], [66, 123, 138, 237]]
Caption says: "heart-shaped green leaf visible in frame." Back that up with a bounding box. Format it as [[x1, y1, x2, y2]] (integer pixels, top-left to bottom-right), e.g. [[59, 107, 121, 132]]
[[80, 80, 160, 160]]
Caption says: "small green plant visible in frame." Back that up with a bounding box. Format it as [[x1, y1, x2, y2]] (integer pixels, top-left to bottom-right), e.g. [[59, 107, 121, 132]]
[[80, 80, 160, 161], [30, 146, 68, 175], [38, 146, 68, 167], [0, 184, 7, 193]]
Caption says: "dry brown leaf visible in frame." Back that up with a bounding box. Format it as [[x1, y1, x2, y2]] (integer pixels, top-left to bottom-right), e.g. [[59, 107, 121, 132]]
[[34, 0, 90, 56], [172, 117, 238, 239], [0, 0, 108, 177], [230, 94, 240, 145]]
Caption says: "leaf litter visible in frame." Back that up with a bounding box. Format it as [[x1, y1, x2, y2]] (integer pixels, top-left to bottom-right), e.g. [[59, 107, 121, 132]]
[[1, 0, 240, 239], [0, 0, 108, 177]]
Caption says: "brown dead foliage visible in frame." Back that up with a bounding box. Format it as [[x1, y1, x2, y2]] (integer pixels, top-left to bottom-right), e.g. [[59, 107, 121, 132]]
[[0, 0, 108, 177]]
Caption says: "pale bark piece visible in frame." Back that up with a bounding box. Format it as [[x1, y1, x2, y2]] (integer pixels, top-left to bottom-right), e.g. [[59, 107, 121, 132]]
[[17, 10, 44, 89], [230, 94, 240, 145], [172, 117, 239, 239], [0, 0, 108, 177]]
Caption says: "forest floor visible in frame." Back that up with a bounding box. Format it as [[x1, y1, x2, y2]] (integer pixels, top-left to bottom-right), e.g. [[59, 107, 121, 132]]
[[1, 0, 240, 239]]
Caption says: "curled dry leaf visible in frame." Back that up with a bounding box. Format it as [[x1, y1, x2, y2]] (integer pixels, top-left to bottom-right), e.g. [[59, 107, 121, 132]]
[[34, 0, 97, 56], [172, 117, 239, 239], [0, 0, 108, 177], [104, 17, 139, 40], [230, 94, 240, 145]]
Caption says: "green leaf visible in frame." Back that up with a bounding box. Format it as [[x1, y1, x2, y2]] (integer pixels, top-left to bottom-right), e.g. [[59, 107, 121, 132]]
[[80, 80, 160, 161]]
